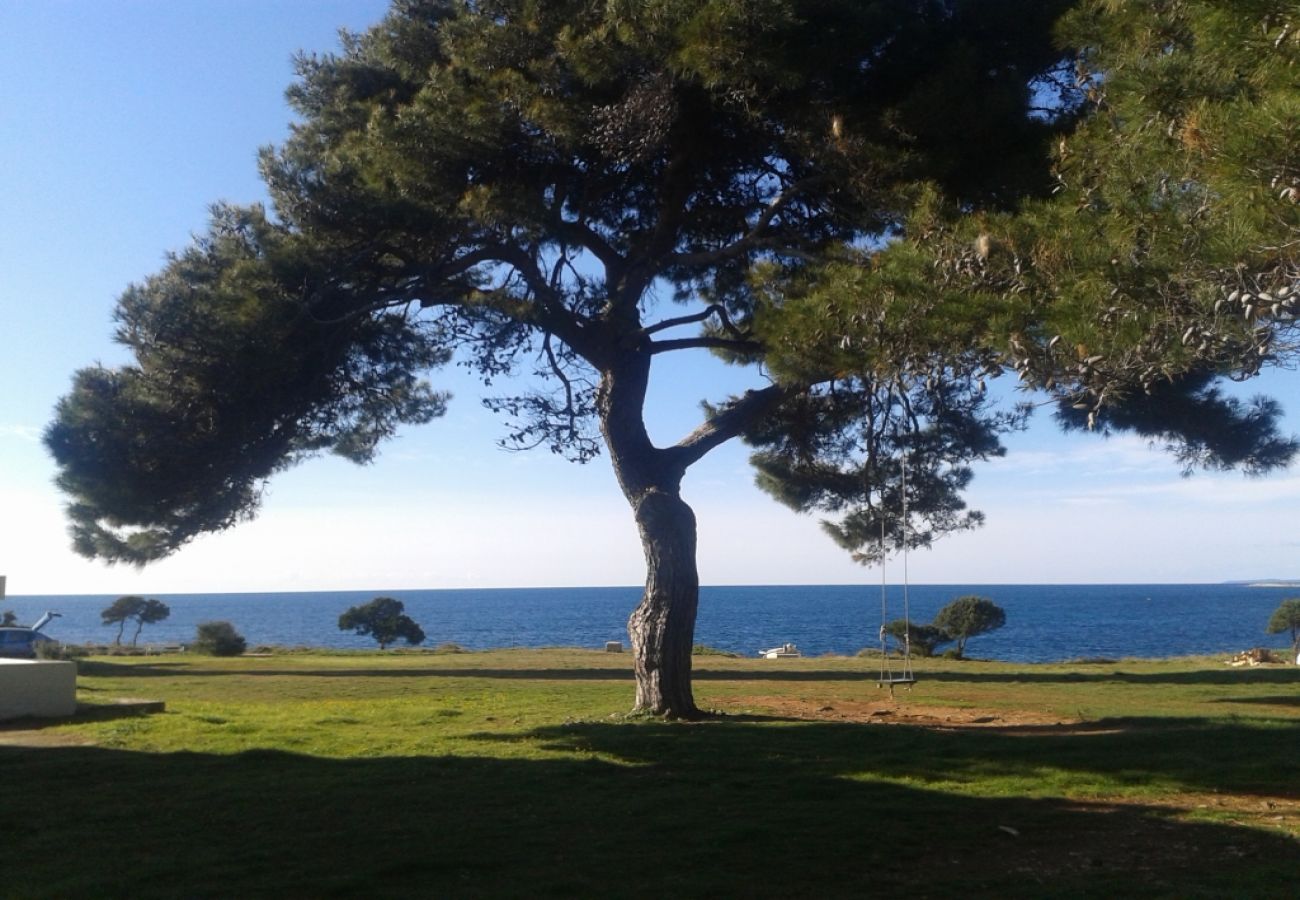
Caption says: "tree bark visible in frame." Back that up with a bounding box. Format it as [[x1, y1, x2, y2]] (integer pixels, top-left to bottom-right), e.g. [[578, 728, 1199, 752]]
[[598, 350, 703, 719], [627, 486, 702, 719]]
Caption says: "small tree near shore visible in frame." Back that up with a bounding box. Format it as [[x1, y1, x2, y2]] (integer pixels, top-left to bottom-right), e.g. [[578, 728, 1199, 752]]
[[1266, 598, 1300, 660], [933, 596, 1006, 660], [101, 595, 171, 645], [339, 597, 425, 650], [1, 610, 15, 626]]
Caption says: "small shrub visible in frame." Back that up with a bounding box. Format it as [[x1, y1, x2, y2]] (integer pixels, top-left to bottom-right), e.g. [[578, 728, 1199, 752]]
[[106, 645, 144, 657], [34, 641, 65, 660], [432, 641, 467, 654], [692, 644, 738, 657], [193, 621, 247, 656], [882, 620, 949, 657]]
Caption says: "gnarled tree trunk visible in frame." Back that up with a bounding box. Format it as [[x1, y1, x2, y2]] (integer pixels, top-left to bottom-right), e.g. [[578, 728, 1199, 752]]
[[599, 349, 703, 719], [627, 486, 701, 718]]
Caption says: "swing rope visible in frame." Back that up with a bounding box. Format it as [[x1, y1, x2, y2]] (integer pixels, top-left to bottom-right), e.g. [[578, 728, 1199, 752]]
[[878, 453, 915, 693]]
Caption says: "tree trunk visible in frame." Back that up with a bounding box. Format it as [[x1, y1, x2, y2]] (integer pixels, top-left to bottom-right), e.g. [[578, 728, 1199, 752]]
[[626, 486, 702, 718], [597, 347, 704, 719]]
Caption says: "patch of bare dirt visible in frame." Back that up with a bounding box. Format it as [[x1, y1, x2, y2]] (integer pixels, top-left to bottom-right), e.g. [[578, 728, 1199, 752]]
[[719, 694, 1097, 732], [0, 727, 95, 748]]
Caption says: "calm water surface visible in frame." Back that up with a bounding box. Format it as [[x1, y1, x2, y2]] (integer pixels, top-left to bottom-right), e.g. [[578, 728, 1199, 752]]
[[6, 583, 1296, 662]]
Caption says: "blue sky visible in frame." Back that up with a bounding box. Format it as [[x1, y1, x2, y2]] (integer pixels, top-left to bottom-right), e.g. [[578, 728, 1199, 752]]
[[3, 2, 1298, 596]]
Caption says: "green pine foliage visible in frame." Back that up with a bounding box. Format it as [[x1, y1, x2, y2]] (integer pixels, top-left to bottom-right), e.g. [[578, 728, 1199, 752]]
[[747, 1, 1299, 561], [882, 619, 948, 658], [932, 595, 1007, 659], [338, 597, 426, 650], [46, 206, 449, 564], [1266, 597, 1300, 656], [892, 1, 1299, 465]]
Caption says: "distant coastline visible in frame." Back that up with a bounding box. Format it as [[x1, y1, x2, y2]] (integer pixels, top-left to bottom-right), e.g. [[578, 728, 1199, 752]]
[[4, 583, 1296, 663], [1247, 582, 1300, 589]]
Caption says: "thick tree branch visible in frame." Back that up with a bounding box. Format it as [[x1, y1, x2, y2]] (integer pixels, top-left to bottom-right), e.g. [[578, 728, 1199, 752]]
[[667, 383, 792, 471], [642, 305, 719, 336], [641, 303, 749, 339], [555, 219, 624, 275], [648, 336, 763, 355]]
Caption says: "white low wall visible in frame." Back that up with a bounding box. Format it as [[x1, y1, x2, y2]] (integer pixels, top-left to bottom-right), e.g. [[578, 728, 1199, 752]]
[[0, 659, 77, 720]]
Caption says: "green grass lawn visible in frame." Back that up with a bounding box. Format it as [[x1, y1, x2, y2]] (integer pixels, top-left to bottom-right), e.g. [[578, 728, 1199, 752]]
[[3, 650, 1298, 898]]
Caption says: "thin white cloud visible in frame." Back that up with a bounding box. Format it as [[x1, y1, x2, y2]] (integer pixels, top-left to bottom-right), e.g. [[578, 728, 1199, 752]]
[[0, 424, 42, 442], [987, 435, 1179, 479], [1055, 470, 1300, 508]]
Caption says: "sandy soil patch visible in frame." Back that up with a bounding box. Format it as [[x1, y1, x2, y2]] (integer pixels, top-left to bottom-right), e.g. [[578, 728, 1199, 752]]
[[720, 694, 1095, 732], [0, 727, 95, 748]]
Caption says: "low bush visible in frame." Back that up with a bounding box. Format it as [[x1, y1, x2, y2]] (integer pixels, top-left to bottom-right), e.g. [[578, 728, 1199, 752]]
[[692, 644, 739, 657], [34, 641, 86, 661], [192, 621, 247, 656]]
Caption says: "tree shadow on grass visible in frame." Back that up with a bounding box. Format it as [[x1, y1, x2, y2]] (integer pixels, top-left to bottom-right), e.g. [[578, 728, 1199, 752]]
[[1210, 694, 1300, 708], [76, 661, 878, 683], [76, 659, 1300, 688], [0, 702, 162, 734], [75, 661, 641, 681], [3, 722, 1298, 900], [526, 715, 1300, 803]]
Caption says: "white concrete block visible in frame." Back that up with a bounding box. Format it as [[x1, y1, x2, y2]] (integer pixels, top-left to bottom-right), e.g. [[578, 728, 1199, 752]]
[[0, 659, 77, 720]]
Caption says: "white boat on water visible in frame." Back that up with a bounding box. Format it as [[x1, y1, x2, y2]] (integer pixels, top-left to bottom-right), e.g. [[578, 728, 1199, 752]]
[[759, 642, 801, 659]]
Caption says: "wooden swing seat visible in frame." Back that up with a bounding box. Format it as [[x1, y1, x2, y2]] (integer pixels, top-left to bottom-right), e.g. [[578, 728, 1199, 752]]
[[876, 674, 916, 686]]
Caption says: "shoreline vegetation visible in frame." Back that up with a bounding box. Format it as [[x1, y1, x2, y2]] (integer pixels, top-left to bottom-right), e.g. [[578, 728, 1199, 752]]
[[9, 582, 1299, 665], [41, 638, 1299, 665], [4, 648, 1298, 897]]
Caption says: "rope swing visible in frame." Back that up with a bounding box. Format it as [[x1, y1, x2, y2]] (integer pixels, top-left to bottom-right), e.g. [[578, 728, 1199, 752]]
[[877, 453, 916, 694]]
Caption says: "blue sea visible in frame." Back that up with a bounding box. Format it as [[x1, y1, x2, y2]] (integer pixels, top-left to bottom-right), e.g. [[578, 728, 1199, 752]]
[[4, 584, 1297, 662]]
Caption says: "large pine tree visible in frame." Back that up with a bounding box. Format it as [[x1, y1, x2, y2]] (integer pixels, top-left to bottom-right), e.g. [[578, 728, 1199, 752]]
[[46, 0, 1295, 717]]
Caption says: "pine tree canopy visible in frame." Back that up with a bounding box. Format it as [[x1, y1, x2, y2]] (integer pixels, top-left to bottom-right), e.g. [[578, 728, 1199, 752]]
[[750, 0, 1299, 554], [46, 0, 1296, 569]]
